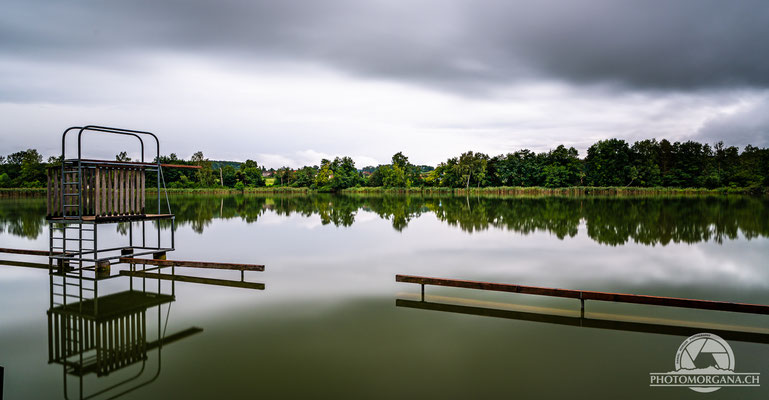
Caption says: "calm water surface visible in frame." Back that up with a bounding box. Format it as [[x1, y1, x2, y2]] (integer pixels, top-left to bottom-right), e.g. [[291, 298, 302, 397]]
[[1, 194, 768, 399]]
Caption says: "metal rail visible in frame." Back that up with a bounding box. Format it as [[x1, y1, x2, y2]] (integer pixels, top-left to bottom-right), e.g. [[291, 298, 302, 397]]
[[396, 274, 769, 315]]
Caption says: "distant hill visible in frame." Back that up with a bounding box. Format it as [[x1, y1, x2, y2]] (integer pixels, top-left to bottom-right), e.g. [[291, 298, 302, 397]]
[[211, 160, 242, 170]]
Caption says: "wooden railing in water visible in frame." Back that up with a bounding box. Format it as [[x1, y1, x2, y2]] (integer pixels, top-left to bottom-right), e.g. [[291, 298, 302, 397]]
[[396, 274, 769, 315]]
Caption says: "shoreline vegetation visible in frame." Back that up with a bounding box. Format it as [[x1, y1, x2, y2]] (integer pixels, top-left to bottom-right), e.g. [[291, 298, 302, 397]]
[[2, 138, 768, 196], [2, 185, 766, 198]]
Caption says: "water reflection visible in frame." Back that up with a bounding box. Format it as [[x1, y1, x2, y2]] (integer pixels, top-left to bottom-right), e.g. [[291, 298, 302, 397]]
[[0, 197, 47, 239], [396, 298, 769, 345], [33, 256, 264, 399], [2, 194, 768, 245], [122, 194, 769, 245]]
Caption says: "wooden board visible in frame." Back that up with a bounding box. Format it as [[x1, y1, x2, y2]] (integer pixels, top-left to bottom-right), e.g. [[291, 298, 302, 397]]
[[396, 274, 769, 315], [119, 257, 264, 271], [119, 270, 265, 290]]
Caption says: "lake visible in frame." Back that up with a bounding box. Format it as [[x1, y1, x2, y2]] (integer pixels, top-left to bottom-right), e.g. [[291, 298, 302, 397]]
[[1, 194, 768, 399]]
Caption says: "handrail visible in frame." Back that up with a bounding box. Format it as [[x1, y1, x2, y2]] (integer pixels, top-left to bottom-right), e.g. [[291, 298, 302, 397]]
[[58, 125, 170, 216]]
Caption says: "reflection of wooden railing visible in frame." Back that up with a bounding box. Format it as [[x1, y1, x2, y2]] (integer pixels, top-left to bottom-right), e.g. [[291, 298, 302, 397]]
[[396, 299, 769, 345], [48, 310, 147, 376], [47, 166, 145, 218]]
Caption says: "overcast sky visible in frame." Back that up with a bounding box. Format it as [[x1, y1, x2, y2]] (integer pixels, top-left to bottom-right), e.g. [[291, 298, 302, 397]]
[[1, 0, 768, 167]]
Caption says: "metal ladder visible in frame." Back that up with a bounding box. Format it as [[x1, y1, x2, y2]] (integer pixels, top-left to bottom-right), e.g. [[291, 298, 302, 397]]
[[49, 223, 97, 308], [61, 160, 82, 219]]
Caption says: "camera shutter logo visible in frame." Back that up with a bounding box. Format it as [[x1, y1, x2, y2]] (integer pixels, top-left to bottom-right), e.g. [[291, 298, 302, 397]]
[[650, 333, 760, 393]]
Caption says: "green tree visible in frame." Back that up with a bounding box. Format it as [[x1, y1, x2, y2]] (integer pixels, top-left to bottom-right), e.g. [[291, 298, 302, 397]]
[[630, 139, 661, 187], [6, 149, 45, 187], [541, 145, 581, 188], [455, 151, 488, 189], [191, 151, 216, 187], [239, 159, 265, 187], [115, 151, 131, 162], [314, 159, 333, 189], [0, 173, 11, 188], [274, 167, 294, 186], [222, 165, 237, 187], [585, 139, 633, 186], [292, 166, 317, 187]]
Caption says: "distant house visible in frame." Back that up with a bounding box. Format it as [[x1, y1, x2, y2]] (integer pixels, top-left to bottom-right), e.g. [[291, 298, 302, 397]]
[[262, 171, 273, 177]]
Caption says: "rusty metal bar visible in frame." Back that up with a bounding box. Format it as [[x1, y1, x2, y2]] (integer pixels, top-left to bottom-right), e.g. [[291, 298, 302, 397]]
[[396, 274, 769, 315], [119, 257, 264, 271], [78, 159, 201, 169]]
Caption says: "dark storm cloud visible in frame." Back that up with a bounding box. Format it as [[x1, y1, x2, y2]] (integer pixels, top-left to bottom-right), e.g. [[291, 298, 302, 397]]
[[2, 0, 769, 95]]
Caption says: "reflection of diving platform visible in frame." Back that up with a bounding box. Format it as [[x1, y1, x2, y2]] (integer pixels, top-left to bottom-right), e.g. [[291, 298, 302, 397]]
[[47, 290, 177, 377]]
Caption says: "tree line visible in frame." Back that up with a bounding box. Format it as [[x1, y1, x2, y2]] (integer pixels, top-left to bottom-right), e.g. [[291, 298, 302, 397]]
[[2, 138, 767, 191]]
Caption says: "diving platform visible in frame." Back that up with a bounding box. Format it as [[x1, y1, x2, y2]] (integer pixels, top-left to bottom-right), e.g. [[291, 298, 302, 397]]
[[0, 125, 268, 399]]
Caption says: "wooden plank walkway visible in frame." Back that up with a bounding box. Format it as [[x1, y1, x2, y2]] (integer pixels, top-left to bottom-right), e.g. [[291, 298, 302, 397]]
[[396, 274, 769, 315], [119, 257, 264, 271], [119, 270, 265, 290]]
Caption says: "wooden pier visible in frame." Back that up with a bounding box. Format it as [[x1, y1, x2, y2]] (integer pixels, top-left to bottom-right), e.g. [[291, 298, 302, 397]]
[[396, 274, 769, 315]]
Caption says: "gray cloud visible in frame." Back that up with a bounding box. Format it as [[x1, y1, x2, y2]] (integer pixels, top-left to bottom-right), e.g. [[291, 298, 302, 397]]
[[1, 0, 768, 165], [2, 0, 769, 97], [695, 96, 769, 148]]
